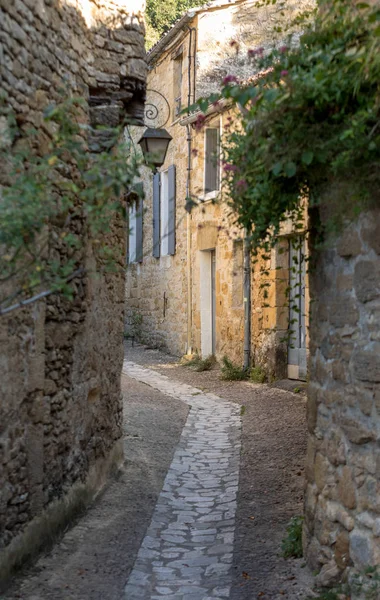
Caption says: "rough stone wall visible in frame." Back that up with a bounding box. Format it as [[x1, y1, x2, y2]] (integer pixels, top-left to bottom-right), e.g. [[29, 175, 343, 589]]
[[0, 0, 146, 578], [304, 208, 380, 587], [196, 0, 315, 99], [125, 31, 191, 355]]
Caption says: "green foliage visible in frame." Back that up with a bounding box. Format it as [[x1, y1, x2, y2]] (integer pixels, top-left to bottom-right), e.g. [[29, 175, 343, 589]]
[[201, 0, 380, 251], [182, 353, 215, 371], [308, 567, 380, 600], [125, 311, 143, 341], [220, 356, 249, 381], [146, 0, 203, 49], [0, 94, 142, 313], [250, 365, 267, 383], [281, 515, 304, 558]]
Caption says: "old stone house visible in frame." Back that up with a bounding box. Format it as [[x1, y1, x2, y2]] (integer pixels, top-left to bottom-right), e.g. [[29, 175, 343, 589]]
[[125, 0, 311, 380], [0, 0, 146, 584]]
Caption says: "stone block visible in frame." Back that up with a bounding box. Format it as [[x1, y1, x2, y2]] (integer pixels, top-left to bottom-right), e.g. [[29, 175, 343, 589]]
[[316, 561, 341, 587], [361, 211, 380, 254], [341, 411, 376, 444], [334, 530, 350, 570], [349, 529, 376, 569], [354, 260, 380, 304], [338, 466, 357, 510], [329, 300, 359, 328], [353, 345, 380, 383], [315, 453, 331, 492], [337, 228, 362, 258]]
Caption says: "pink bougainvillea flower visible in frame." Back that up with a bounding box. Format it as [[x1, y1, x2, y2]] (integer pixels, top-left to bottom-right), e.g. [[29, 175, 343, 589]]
[[194, 114, 206, 131], [222, 75, 239, 85], [279, 45, 288, 53], [257, 47, 264, 55], [281, 70, 289, 77], [236, 178, 248, 190], [224, 163, 238, 172]]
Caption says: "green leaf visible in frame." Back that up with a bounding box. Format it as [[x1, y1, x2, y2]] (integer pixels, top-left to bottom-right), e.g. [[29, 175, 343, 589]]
[[301, 151, 313, 165], [272, 162, 283, 176], [284, 161, 297, 177]]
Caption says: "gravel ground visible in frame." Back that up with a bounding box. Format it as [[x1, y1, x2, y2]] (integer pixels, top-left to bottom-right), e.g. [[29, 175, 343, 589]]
[[2, 373, 188, 600], [124, 342, 315, 600]]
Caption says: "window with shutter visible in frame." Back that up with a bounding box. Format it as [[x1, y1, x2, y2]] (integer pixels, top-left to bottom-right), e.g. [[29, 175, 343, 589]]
[[153, 166, 176, 258], [204, 128, 220, 194], [127, 199, 143, 264]]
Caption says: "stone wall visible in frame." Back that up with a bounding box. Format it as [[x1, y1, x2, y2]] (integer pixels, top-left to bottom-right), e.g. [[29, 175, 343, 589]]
[[0, 0, 146, 583], [196, 0, 315, 99], [125, 31, 191, 356], [304, 208, 380, 587]]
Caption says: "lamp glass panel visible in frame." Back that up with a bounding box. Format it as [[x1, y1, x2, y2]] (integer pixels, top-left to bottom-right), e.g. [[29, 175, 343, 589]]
[[146, 137, 169, 161]]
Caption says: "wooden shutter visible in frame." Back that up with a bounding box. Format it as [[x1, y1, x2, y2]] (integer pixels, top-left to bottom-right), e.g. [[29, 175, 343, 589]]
[[153, 172, 160, 258], [205, 128, 219, 193], [168, 165, 176, 255], [135, 198, 143, 263]]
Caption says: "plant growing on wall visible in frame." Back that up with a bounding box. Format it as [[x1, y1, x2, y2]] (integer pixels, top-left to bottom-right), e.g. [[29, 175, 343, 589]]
[[0, 95, 142, 315], [194, 0, 380, 251]]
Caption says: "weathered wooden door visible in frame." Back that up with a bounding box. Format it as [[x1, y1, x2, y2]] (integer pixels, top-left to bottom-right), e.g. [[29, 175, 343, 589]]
[[288, 237, 307, 380]]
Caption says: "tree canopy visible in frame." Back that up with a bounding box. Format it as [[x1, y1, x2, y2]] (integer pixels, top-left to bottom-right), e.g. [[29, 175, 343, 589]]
[[146, 0, 204, 48]]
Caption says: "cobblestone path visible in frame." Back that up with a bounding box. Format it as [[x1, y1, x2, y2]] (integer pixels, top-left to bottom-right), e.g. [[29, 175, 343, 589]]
[[123, 361, 242, 600]]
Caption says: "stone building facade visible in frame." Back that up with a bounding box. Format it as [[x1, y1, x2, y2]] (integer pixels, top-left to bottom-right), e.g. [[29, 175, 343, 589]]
[[304, 208, 380, 588], [0, 0, 146, 584], [125, 0, 311, 380]]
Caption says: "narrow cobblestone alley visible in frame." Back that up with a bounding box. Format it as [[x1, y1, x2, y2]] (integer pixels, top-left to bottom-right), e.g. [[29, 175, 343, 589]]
[[2, 344, 314, 600]]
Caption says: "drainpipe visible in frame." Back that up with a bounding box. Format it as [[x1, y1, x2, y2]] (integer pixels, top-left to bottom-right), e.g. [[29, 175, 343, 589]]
[[184, 25, 196, 355], [186, 124, 193, 355], [243, 231, 251, 369]]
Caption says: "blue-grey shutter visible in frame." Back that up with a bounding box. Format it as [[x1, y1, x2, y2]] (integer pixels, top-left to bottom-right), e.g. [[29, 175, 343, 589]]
[[205, 128, 219, 193], [135, 198, 143, 263], [168, 165, 176, 255], [153, 172, 160, 258]]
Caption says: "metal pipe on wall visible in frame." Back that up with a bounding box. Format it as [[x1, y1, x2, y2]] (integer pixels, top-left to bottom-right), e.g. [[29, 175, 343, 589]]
[[243, 232, 252, 369], [184, 24, 196, 355]]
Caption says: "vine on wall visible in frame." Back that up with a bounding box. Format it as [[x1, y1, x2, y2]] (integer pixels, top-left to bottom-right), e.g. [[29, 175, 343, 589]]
[[194, 0, 380, 250], [0, 95, 143, 314]]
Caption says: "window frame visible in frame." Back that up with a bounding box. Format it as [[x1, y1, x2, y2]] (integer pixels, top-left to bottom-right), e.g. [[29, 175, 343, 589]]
[[202, 120, 221, 202]]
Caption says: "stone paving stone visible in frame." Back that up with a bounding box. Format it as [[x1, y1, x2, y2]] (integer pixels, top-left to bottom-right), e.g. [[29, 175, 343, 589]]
[[123, 361, 241, 600]]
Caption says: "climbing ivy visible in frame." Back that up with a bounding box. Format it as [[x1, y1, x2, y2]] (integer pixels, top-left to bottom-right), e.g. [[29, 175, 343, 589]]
[[0, 95, 142, 314], [195, 0, 380, 250]]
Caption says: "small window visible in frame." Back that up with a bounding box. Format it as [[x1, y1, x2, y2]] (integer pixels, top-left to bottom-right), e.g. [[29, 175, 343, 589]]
[[173, 53, 183, 117], [204, 127, 220, 194]]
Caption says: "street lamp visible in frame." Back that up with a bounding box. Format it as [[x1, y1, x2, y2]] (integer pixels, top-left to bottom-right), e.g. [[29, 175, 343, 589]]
[[138, 127, 172, 172]]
